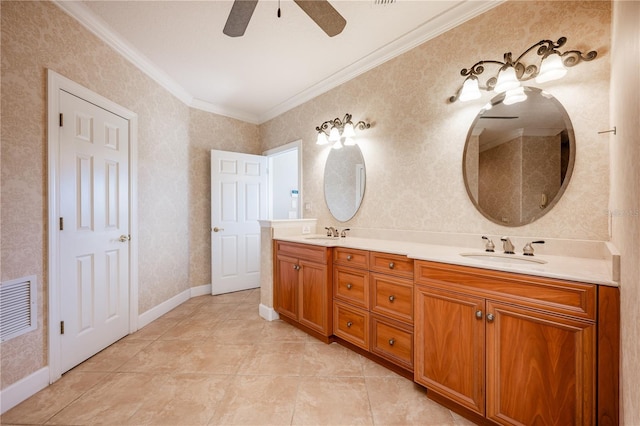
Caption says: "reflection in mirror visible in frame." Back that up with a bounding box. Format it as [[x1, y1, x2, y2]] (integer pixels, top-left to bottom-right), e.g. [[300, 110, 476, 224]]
[[324, 145, 366, 222], [463, 87, 575, 226]]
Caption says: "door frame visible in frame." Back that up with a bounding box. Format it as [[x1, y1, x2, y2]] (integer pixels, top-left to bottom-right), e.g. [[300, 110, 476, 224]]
[[46, 70, 139, 383], [263, 139, 303, 219]]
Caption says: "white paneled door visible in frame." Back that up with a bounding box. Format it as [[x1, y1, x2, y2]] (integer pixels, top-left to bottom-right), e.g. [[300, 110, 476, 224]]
[[58, 90, 130, 374], [211, 150, 267, 295]]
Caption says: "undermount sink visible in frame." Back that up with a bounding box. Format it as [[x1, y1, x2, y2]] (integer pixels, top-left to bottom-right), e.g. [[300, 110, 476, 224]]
[[459, 252, 547, 265], [305, 236, 340, 240]]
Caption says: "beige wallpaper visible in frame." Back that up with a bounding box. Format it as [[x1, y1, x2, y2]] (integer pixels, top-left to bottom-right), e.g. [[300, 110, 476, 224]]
[[610, 1, 640, 424], [260, 1, 611, 241], [0, 1, 259, 390]]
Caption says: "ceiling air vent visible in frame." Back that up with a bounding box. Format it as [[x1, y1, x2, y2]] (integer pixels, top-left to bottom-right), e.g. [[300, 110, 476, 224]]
[[1, 275, 37, 342]]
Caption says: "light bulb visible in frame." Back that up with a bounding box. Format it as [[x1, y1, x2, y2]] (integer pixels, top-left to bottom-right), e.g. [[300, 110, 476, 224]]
[[329, 126, 341, 142], [536, 52, 567, 83], [316, 132, 329, 145], [459, 77, 481, 102], [332, 139, 343, 150], [494, 65, 520, 93], [503, 87, 527, 105], [342, 122, 356, 138]]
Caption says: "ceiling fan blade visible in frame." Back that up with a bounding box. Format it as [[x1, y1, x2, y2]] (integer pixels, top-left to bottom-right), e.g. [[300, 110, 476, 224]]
[[293, 0, 346, 37], [223, 0, 259, 37]]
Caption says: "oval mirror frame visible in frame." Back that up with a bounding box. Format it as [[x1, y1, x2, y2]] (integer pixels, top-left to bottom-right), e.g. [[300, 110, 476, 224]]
[[462, 87, 576, 227], [324, 144, 366, 222]]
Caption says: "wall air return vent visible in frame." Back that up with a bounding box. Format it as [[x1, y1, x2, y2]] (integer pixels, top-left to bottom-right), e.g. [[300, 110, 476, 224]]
[[1, 275, 37, 342]]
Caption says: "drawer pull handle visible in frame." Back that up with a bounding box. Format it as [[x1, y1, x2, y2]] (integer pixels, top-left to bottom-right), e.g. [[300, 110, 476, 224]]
[[388, 295, 395, 302], [346, 283, 352, 290], [347, 321, 353, 328], [486, 313, 495, 323], [388, 262, 395, 269], [388, 338, 395, 346], [475, 310, 483, 319], [347, 255, 352, 261]]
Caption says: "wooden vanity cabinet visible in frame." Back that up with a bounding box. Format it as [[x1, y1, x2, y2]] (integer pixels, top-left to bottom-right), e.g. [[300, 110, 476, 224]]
[[274, 241, 332, 340], [415, 260, 601, 425], [333, 248, 415, 373]]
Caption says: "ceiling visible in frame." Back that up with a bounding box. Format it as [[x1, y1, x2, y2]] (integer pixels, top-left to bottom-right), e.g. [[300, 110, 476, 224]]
[[56, 0, 501, 124]]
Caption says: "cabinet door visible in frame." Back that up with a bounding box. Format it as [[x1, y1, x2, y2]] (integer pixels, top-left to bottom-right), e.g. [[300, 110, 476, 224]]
[[486, 301, 596, 426], [415, 285, 485, 415], [275, 254, 299, 321], [299, 259, 330, 335]]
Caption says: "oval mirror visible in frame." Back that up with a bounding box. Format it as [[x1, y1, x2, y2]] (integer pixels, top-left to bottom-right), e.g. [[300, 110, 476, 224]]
[[324, 145, 366, 222], [463, 87, 575, 226]]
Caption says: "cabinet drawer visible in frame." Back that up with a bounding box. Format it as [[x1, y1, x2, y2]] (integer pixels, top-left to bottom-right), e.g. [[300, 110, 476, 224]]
[[371, 315, 413, 370], [334, 302, 369, 350], [276, 241, 328, 264], [370, 252, 414, 278], [370, 274, 413, 324], [334, 247, 369, 269], [415, 261, 597, 321], [334, 265, 369, 309]]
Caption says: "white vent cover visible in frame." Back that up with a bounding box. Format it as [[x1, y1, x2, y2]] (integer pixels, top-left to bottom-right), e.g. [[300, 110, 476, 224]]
[[1, 275, 37, 342]]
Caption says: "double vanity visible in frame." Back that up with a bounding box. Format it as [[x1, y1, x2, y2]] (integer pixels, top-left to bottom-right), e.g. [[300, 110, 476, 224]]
[[265, 227, 619, 426]]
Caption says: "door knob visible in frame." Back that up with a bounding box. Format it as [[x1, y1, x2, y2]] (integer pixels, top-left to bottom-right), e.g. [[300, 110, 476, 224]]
[[119, 235, 130, 242], [212, 227, 224, 232]]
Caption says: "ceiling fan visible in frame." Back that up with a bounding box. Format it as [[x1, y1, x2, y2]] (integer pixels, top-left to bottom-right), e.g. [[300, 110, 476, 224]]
[[223, 0, 347, 38]]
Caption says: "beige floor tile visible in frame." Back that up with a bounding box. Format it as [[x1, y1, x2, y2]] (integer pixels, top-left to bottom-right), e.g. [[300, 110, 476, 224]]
[[46, 372, 165, 425], [301, 341, 364, 377], [227, 302, 262, 321], [209, 375, 299, 425], [237, 342, 306, 376], [258, 319, 313, 343], [75, 339, 152, 372], [210, 318, 266, 344], [366, 376, 456, 425], [1, 371, 108, 425], [3, 289, 473, 426], [125, 317, 181, 341], [126, 373, 228, 425], [292, 376, 373, 425]]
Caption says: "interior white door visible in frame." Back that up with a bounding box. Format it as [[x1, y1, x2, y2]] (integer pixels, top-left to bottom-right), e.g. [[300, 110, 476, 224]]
[[211, 150, 267, 295], [58, 90, 130, 373]]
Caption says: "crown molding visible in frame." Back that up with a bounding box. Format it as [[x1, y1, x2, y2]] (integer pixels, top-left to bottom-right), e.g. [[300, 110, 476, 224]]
[[54, 0, 502, 125], [257, 0, 504, 124]]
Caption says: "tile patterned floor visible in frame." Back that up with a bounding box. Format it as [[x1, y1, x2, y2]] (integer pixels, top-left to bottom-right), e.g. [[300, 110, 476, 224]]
[[1, 289, 477, 425]]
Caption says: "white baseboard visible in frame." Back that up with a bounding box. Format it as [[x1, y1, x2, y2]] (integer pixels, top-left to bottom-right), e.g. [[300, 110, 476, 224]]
[[259, 304, 280, 321], [190, 283, 212, 297], [1, 367, 49, 414], [137, 288, 190, 328]]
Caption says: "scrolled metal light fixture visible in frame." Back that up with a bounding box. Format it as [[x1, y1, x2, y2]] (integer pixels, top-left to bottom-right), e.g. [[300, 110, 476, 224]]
[[449, 37, 597, 104], [315, 113, 371, 149]]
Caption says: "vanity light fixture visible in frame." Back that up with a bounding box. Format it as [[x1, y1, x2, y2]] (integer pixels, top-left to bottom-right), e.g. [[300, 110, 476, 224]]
[[315, 113, 371, 149], [449, 37, 597, 104]]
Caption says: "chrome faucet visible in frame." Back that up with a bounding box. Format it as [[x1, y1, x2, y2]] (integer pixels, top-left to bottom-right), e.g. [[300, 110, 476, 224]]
[[481, 236, 495, 252], [523, 240, 545, 256], [501, 237, 515, 254], [325, 226, 339, 237], [340, 228, 350, 238]]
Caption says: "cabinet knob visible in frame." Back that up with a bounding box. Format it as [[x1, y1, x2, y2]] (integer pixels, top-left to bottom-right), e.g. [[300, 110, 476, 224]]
[[292, 264, 300, 270], [347, 321, 353, 328], [388, 338, 395, 346], [475, 310, 483, 319], [346, 283, 352, 290], [388, 262, 395, 269], [486, 313, 495, 323], [388, 295, 395, 302], [347, 255, 352, 261]]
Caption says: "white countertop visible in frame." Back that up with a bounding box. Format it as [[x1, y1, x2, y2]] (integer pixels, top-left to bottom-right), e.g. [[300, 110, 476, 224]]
[[274, 235, 619, 287]]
